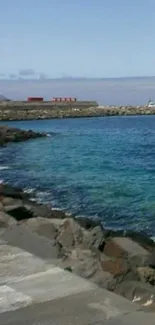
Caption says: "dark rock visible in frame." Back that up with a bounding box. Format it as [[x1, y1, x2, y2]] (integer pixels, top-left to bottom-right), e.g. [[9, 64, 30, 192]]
[[24, 201, 69, 220], [24, 202, 53, 219], [103, 229, 124, 239], [8, 206, 33, 221], [75, 216, 100, 230], [0, 184, 28, 199], [50, 209, 68, 219], [64, 266, 72, 272], [0, 125, 46, 146]]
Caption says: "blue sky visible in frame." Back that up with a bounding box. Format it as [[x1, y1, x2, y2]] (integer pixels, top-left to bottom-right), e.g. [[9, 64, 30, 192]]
[[1, 0, 155, 78]]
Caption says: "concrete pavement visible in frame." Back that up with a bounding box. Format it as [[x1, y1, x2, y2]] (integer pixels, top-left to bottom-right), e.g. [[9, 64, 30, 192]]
[[0, 224, 154, 324]]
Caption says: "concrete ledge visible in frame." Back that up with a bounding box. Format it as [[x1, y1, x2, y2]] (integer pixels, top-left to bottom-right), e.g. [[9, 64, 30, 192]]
[[106, 311, 155, 325]]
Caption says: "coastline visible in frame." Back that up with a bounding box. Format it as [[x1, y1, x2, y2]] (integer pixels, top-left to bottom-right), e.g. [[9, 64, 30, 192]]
[[1, 181, 155, 311], [0, 102, 155, 120], [1, 125, 155, 311]]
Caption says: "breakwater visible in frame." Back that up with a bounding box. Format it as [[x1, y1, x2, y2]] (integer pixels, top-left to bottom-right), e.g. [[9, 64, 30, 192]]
[[0, 101, 154, 120], [1, 181, 155, 311]]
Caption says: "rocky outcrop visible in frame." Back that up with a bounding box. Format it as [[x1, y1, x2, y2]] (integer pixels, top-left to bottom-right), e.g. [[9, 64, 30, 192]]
[[1, 182, 155, 311], [0, 125, 46, 145]]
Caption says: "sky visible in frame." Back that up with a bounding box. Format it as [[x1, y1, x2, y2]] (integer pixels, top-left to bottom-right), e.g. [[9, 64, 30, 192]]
[[1, 0, 155, 78]]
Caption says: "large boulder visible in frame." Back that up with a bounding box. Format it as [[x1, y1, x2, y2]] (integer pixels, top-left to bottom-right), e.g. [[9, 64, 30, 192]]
[[69, 248, 116, 290], [101, 258, 129, 278], [103, 237, 150, 266], [81, 225, 105, 252], [103, 228, 155, 251], [57, 218, 83, 252], [124, 230, 155, 252], [25, 217, 58, 241]]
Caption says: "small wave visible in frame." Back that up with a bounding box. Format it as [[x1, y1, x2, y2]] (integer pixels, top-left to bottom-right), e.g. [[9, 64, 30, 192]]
[[0, 166, 10, 170], [52, 207, 62, 211], [23, 188, 35, 194], [29, 198, 37, 202]]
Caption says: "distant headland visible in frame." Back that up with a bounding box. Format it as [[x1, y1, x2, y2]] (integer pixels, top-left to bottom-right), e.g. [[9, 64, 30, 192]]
[[0, 95, 155, 120]]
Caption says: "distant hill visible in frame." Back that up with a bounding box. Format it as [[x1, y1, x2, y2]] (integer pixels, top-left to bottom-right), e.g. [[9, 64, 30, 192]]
[[0, 94, 10, 101]]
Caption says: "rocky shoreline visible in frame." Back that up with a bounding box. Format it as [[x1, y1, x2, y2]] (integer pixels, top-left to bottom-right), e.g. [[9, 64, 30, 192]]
[[0, 125, 46, 145], [0, 103, 155, 120], [1, 182, 155, 311]]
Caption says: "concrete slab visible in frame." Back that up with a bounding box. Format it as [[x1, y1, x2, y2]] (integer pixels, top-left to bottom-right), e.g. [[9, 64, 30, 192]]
[[1, 224, 58, 260], [10, 267, 97, 304], [0, 224, 154, 325], [0, 289, 142, 325], [0, 241, 57, 284], [0, 285, 32, 313], [106, 311, 155, 325]]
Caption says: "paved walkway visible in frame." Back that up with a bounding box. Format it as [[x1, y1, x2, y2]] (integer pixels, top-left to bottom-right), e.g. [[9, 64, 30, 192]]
[[0, 224, 154, 324]]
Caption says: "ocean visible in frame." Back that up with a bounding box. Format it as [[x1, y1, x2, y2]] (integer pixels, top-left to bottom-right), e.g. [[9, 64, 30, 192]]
[[1, 116, 155, 236]]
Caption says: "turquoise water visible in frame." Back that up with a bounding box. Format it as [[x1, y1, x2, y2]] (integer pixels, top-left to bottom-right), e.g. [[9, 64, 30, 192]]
[[1, 116, 155, 235]]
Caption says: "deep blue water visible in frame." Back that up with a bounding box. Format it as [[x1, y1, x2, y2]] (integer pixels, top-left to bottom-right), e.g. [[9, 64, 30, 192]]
[[1, 116, 155, 236]]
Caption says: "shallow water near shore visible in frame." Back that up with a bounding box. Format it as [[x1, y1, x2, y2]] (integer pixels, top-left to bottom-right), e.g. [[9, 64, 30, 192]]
[[1, 116, 155, 236]]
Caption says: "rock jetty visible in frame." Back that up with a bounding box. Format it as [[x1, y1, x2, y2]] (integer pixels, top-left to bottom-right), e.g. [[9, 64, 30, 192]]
[[1, 182, 155, 311], [0, 102, 155, 120], [0, 125, 46, 145]]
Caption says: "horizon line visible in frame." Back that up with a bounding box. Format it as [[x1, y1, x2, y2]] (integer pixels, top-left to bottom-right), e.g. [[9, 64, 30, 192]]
[[0, 75, 155, 81]]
